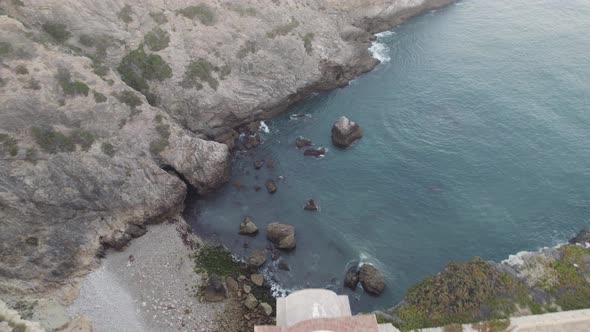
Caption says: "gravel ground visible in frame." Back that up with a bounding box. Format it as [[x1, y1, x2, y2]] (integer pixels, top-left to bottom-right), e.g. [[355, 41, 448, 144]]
[[67, 219, 224, 332]]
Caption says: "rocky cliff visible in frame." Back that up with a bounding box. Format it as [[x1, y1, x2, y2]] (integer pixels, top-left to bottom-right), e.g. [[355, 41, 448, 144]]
[[0, 0, 453, 298]]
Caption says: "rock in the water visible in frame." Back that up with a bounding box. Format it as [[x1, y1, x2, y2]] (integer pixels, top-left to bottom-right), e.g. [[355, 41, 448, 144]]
[[278, 261, 291, 271], [331, 116, 363, 147], [244, 134, 261, 149], [204, 274, 227, 302], [248, 249, 267, 268], [265, 180, 277, 193], [125, 224, 147, 238], [295, 137, 313, 148], [226, 277, 239, 294], [359, 264, 385, 295], [245, 121, 261, 135], [266, 223, 296, 250], [344, 265, 360, 290], [303, 147, 326, 157], [244, 293, 259, 310], [259, 302, 273, 316], [570, 227, 590, 244], [266, 159, 275, 168], [239, 216, 259, 235], [254, 185, 262, 192], [251, 273, 264, 286], [254, 160, 264, 169], [304, 199, 318, 211]]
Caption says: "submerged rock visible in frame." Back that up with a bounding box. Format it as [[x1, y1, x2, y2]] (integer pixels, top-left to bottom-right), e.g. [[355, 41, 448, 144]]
[[295, 137, 313, 148], [304, 199, 319, 211], [266, 223, 296, 250], [304, 147, 326, 157], [254, 160, 264, 169], [359, 264, 385, 295], [248, 249, 267, 268], [204, 274, 227, 302], [266, 159, 275, 168], [344, 265, 360, 290], [278, 261, 291, 271], [244, 134, 261, 149], [331, 116, 363, 147], [569, 227, 590, 245], [265, 179, 277, 193], [239, 216, 259, 235]]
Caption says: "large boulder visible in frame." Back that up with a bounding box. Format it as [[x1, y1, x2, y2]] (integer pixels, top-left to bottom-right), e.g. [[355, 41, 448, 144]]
[[266, 223, 296, 250], [569, 227, 590, 245], [239, 216, 259, 235], [344, 265, 360, 290], [203, 274, 227, 302], [359, 264, 385, 295], [247, 249, 267, 268], [331, 116, 363, 147]]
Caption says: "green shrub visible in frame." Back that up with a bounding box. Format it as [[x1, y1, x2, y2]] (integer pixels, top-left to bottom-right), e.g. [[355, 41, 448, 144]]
[[117, 47, 171, 103], [93, 90, 107, 103], [79, 34, 95, 47], [56, 68, 89, 97], [302, 32, 314, 54], [227, 4, 257, 17], [101, 142, 116, 157], [70, 129, 95, 151], [25, 148, 37, 163], [149, 123, 170, 155], [181, 58, 219, 90], [91, 59, 109, 77], [193, 245, 241, 277], [24, 79, 41, 90], [12, 0, 25, 6], [0, 41, 13, 56], [0, 134, 18, 156], [42, 22, 71, 43], [118, 5, 134, 23], [31, 127, 74, 154], [15, 65, 28, 75], [150, 11, 168, 24], [176, 5, 216, 26], [116, 91, 142, 108], [144, 27, 170, 51], [266, 19, 299, 38]]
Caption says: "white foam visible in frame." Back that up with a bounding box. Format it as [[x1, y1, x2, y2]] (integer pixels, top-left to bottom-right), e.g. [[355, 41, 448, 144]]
[[369, 40, 391, 63], [259, 121, 270, 133], [375, 31, 395, 38]]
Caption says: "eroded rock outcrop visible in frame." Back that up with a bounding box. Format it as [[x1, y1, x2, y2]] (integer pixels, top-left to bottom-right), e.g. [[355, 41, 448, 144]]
[[331, 116, 363, 147]]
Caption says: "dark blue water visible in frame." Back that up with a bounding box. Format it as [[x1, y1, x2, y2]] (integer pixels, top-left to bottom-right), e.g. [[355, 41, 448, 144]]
[[185, 0, 590, 312]]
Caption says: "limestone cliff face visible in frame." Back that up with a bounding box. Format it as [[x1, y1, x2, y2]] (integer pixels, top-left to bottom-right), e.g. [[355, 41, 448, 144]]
[[0, 0, 453, 296]]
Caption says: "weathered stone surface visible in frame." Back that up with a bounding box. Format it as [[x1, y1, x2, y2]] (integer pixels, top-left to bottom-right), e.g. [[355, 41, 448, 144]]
[[251, 274, 264, 287], [239, 216, 259, 235], [344, 265, 360, 290], [244, 294, 259, 310], [247, 249, 267, 268], [303, 147, 326, 157], [359, 264, 385, 295], [226, 277, 239, 294], [266, 223, 296, 250], [259, 302, 273, 316], [203, 274, 227, 302], [304, 199, 319, 211], [295, 137, 313, 148], [265, 180, 277, 193], [331, 116, 363, 147], [570, 227, 590, 244]]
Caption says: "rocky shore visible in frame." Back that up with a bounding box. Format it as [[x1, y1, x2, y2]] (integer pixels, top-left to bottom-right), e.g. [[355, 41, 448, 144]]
[[0, 0, 457, 330]]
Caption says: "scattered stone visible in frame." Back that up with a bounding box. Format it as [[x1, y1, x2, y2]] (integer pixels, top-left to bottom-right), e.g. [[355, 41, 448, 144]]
[[265, 180, 277, 193], [266, 159, 274, 168], [266, 223, 296, 250], [203, 274, 227, 302], [251, 273, 264, 287], [248, 249, 267, 268], [238, 275, 246, 282], [244, 294, 259, 310], [303, 147, 326, 157], [278, 261, 291, 271], [254, 160, 264, 169], [570, 227, 590, 244], [125, 224, 147, 238], [295, 137, 313, 148], [331, 116, 363, 147], [359, 264, 385, 295], [226, 277, 239, 293], [243, 284, 252, 294], [304, 199, 318, 211], [239, 216, 259, 235], [254, 185, 262, 192], [260, 302, 273, 316], [344, 265, 360, 290], [128, 254, 135, 263]]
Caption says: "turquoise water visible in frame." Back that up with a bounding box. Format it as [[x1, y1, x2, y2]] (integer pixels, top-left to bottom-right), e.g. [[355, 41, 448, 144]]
[[185, 0, 590, 311]]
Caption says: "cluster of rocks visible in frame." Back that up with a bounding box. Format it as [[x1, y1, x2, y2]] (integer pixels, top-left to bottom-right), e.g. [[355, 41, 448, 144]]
[[344, 263, 386, 295]]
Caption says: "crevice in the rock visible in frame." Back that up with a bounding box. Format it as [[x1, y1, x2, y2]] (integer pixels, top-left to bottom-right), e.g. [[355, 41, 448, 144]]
[[161, 164, 195, 191]]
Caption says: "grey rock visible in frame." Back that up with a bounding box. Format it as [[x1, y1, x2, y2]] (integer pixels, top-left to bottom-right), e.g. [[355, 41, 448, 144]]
[[359, 264, 385, 295], [239, 216, 259, 235], [251, 274, 264, 287], [331, 116, 363, 147], [243, 284, 252, 294], [247, 249, 267, 268], [570, 227, 590, 245], [244, 294, 258, 310], [203, 274, 227, 302], [259, 302, 273, 316], [295, 137, 313, 148], [304, 199, 319, 211], [226, 277, 239, 294], [266, 223, 296, 250], [344, 265, 360, 290], [303, 147, 326, 157]]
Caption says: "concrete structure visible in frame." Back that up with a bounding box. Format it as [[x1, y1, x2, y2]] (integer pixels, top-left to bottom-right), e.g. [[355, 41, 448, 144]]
[[255, 289, 397, 332]]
